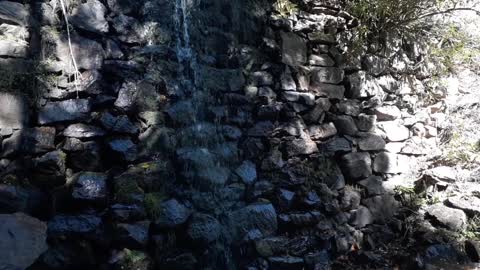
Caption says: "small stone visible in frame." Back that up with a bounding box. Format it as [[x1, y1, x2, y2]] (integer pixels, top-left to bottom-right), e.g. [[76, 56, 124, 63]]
[[446, 196, 480, 216], [286, 134, 319, 156], [268, 256, 304, 270], [426, 204, 467, 231], [357, 132, 386, 151], [308, 54, 335, 66], [72, 172, 108, 206], [303, 98, 331, 123], [309, 83, 345, 99], [99, 112, 138, 134], [333, 115, 358, 136], [340, 152, 372, 180], [349, 206, 374, 228], [358, 176, 385, 196], [281, 31, 307, 67], [0, 1, 29, 26], [1, 127, 55, 157], [362, 194, 399, 223], [187, 213, 221, 245], [377, 121, 410, 142], [235, 160, 257, 185], [373, 152, 410, 174], [227, 203, 277, 242], [310, 67, 344, 84], [374, 106, 401, 121], [153, 199, 191, 229], [70, 0, 108, 34], [38, 99, 92, 124], [336, 100, 361, 116], [48, 214, 102, 238], [356, 114, 376, 132], [114, 221, 150, 249], [107, 138, 137, 162], [307, 123, 337, 140], [63, 123, 106, 138]]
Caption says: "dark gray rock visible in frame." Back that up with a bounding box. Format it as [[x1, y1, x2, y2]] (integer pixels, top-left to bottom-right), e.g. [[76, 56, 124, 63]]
[[309, 54, 335, 66], [228, 203, 277, 242], [48, 214, 102, 238], [286, 134, 319, 156], [303, 98, 331, 123], [72, 172, 108, 206], [0, 184, 47, 215], [309, 83, 345, 99], [255, 236, 289, 257], [153, 199, 191, 229], [281, 31, 307, 67], [107, 138, 137, 162], [70, 0, 108, 34], [426, 204, 467, 231], [31, 150, 67, 188], [0, 1, 29, 26], [310, 67, 344, 84], [356, 114, 376, 132], [358, 176, 385, 196], [138, 126, 176, 158], [187, 213, 221, 245], [235, 160, 257, 185], [357, 132, 386, 151], [63, 123, 106, 138], [333, 115, 358, 136], [63, 138, 103, 171], [268, 256, 304, 270], [114, 221, 150, 249], [347, 71, 382, 98], [107, 0, 143, 15], [349, 206, 374, 228], [373, 152, 410, 174], [1, 127, 55, 157], [336, 100, 361, 116], [307, 123, 337, 140], [465, 240, 480, 262], [99, 112, 138, 134], [0, 213, 48, 270], [38, 99, 92, 124], [176, 147, 230, 190], [304, 250, 330, 269], [197, 66, 245, 93], [277, 189, 295, 210], [320, 137, 352, 154], [55, 34, 104, 70], [166, 100, 195, 126], [340, 187, 361, 211], [363, 55, 388, 76], [110, 204, 147, 222], [250, 71, 274, 86], [362, 194, 399, 223], [340, 152, 372, 180]]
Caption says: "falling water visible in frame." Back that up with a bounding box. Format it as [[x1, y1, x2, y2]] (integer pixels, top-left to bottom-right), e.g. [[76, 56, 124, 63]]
[[173, 1, 237, 268]]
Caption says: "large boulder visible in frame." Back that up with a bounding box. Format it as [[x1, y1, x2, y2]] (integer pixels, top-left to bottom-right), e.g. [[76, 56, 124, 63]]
[[0, 213, 48, 270], [38, 99, 92, 124], [227, 202, 277, 242], [70, 0, 109, 34], [152, 199, 191, 229], [281, 31, 307, 67], [0, 93, 28, 130], [0, 40, 28, 57], [1, 127, 55, 157], [426, 204, 467, 231], [340, 152, 372, 180], [0, 1, 29, 26]]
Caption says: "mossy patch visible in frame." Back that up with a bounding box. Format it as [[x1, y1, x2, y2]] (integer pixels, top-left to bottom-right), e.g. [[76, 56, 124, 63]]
[[114, 177, 144, 204], [144, 192, 167, 220]]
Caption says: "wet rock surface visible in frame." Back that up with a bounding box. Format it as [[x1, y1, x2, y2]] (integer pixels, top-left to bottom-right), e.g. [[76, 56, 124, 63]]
[[1, 0, 477, 269]]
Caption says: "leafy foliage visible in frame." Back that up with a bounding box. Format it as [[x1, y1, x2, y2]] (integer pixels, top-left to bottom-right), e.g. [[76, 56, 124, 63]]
[[273, 0, 298, 17]]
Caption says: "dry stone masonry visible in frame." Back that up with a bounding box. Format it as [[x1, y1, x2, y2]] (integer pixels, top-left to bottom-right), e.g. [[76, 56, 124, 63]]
[[0, 0, 479, 269]]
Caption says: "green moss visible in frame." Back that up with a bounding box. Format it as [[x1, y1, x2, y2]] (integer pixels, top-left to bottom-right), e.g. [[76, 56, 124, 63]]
[[114, 177, 144, 203], [144, 192, 167, 220]]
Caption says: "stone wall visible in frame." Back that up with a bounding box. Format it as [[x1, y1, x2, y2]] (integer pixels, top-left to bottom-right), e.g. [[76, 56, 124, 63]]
[[0, 0, 464, 270]]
